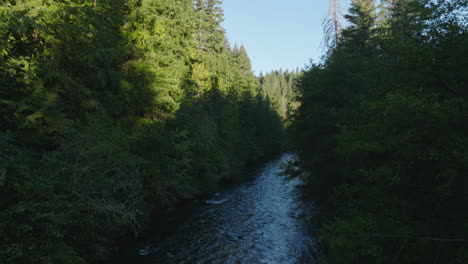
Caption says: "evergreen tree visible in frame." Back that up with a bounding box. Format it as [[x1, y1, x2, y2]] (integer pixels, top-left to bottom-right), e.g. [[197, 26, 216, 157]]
[[342, 0, 379, 49], [259, 69, 301, 119], [238, 45, 253, 72], [290, 0, 468, 263], [195, 0, 225, 53], [0, 1, 287, 263]]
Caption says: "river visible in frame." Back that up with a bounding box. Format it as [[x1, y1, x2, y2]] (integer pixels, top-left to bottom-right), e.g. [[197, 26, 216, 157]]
[[131, 154, 315, 264]]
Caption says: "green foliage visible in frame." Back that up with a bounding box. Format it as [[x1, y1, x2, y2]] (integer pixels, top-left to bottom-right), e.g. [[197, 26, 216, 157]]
[[259, 68, 301, 120], [0, 0, 286, 263], [342, 0, 379, 49], [290, 0, 468, 263]]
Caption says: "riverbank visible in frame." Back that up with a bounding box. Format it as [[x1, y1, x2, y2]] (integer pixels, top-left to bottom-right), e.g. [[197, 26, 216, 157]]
[[111, 154, 316, 264], [109, 153, 288, 263]]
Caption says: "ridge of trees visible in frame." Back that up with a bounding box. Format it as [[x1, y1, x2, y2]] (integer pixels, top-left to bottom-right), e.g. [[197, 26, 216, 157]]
[[258, 68, 301, 121]]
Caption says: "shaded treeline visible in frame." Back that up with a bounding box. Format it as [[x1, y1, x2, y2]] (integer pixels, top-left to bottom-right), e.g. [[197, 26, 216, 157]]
[[0, 0, 285, 263], [289, 0, 467, 263], [258, 69, 301, 120]]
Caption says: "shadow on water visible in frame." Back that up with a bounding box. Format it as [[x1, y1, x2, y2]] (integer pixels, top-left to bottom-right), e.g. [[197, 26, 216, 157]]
[[116, 154, 317, 264]]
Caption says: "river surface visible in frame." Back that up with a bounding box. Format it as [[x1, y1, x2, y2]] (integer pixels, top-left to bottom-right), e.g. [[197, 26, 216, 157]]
[[135, 154, 315, 264]]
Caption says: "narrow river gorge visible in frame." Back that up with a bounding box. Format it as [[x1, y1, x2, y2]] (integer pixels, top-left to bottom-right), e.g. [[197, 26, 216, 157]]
[[129, 154, 316, 264]]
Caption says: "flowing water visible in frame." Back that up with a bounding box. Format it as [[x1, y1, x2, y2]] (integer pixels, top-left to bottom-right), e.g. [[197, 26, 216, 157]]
[[135, 154, 315, 264]]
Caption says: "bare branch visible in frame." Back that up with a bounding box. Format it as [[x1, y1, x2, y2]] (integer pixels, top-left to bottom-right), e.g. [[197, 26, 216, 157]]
[[322, 0, 344, 52]]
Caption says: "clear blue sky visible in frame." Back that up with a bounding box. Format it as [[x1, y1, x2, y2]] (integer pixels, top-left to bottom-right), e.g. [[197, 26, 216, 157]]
[[222, 0, 350, 74]]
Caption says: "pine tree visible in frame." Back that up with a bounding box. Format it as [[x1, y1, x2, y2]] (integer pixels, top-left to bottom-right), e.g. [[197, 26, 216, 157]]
[[237, 45, 252, 72], [0, 1, 287, 263], [290, 0, 468, 262], [123, 0, 196, 119], [342, 0, 379, 49], [195, 0, 225, 53]]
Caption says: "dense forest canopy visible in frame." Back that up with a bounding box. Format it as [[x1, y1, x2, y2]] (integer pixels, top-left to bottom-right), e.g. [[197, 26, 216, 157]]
[[289, 0, 468, 263], [258, 69, 301, 120], [1, 0, 467, 263], [0, 0, 286, 263]]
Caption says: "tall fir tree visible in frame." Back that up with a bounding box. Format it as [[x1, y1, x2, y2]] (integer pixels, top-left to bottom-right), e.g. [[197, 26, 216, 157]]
[[342, 0, 379, 50]]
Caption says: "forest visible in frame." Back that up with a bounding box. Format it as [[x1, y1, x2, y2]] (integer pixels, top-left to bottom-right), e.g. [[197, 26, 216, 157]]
[[258, 69, 301, 120], [1, 0, 467, 263], [0, 0, 287, 263], [289, 0, 468, 263]]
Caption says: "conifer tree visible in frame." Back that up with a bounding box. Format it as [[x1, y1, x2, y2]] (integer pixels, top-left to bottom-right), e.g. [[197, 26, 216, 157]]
[[0, 1, 287, 263], [238, 45, 253, 72], [195, 0, 225, 53], [342, 0, 379, 49], [290, 0, 468, 262]]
